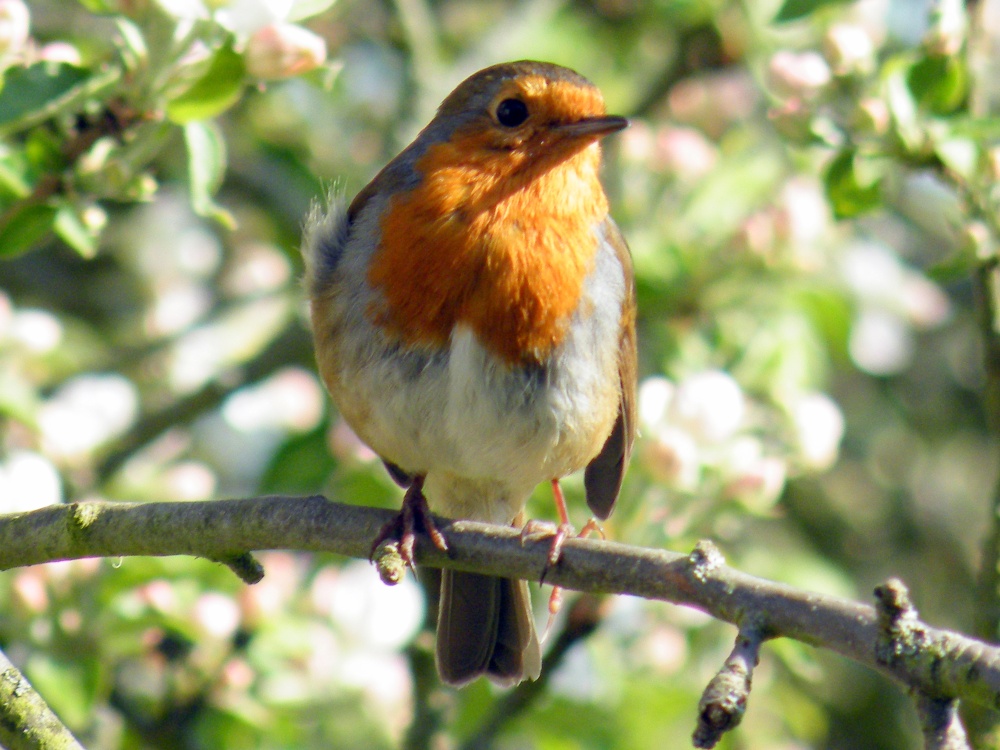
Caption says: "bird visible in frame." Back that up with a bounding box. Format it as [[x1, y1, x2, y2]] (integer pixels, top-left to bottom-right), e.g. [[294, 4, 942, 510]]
[[302, 60, 637, 687]]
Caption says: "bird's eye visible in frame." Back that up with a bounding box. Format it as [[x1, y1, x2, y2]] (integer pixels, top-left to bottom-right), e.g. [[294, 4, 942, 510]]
[[495, 98, 529, 127]]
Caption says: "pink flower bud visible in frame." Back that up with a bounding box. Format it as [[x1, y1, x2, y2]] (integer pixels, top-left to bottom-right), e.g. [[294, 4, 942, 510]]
[[767, 50, 831, 100], [654, 126, 717, 180], [38, 41, 80, 65], [245, 22, 326, 80], [855, 97, 890, 135]]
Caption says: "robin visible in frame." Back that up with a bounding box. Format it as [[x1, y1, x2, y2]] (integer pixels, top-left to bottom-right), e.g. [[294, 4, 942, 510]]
[[302, 60, 637, 687]]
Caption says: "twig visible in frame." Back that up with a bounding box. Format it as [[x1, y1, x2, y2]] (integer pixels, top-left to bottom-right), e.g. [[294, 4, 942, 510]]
[[0, 646, 85, 750], [692, 624, 762, 748], [912, 692, 971, 750], [4, 497, 1000, 718], [875, 578, 973, 748], [972, 261, 1000, 637], [402, 634, 444, 750]]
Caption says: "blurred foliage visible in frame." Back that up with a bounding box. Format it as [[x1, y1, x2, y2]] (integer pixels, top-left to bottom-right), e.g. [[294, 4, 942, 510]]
[[2, 0, 1000, 747]]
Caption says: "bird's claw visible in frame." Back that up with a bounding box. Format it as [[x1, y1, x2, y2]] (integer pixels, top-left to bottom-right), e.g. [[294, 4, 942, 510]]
[[521, 517, 606, 577], [521, 519, 571, 574], [521, 516, 606, 641], [370, 478, 448, 571]]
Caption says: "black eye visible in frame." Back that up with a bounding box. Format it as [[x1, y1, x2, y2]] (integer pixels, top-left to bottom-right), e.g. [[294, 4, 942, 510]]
[[495, 98, 529, 127]]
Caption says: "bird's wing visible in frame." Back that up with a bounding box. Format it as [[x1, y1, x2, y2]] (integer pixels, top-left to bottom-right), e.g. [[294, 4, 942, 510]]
[[584, 219, 637, 520]]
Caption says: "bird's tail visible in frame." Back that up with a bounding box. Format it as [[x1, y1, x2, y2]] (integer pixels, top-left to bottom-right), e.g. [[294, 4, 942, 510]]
[[435, 569, 541, 687]]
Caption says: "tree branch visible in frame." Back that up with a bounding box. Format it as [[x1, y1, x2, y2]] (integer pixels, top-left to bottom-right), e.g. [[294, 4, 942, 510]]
[[693, 624, 762, 748], [2, 496, 1000, 722], [913, 691, 972, 750], [0, 646, 84, 750]]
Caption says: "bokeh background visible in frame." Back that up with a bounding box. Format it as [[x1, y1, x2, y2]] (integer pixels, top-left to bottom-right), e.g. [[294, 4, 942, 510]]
[[2, 0, 999, 747]]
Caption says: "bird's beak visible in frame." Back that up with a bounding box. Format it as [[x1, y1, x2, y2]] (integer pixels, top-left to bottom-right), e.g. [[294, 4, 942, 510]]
[[553, 115, 629, 140]]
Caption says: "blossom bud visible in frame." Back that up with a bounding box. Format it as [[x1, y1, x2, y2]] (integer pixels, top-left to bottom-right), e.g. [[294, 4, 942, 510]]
[[38, 42, 81, 65], [789, 393, 844, 471], [767, 50, 831, 100], [854, 97, 890, 135], [0, 0, 29, 61], [654, 126, 717, 181], [923, 0, 965, 57], [767, 98, 813, 142], [671, 371, 744, 444], [720, 437, 786, 510], [245, 22, 326, 80], [823, 23, 875, 76]]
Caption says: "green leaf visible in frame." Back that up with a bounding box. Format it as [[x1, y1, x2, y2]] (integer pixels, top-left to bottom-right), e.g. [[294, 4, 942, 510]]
[[0, 154, 31, 199], [934, 135, 977, 180], [288, 0, 339, 21], [792, 285, 852, 362], [0, 203, 58, 257], [0, 63, 89, 128], [907, 55, 968, 115], [167, 43, 246, 124], [773, 0, 849, 22], [824, 149, 882, 219], [25, 654, 98, 729], [24, 126, 64, 173], [77, 0, 123, 10], [54, 203, 99, 258], [949, 116, 1000, 141], [0, 64, 121, 139], [927, 246, 977, 283], [260, 428, 334, 494], [184, 120, 235, 228], [886, 56, 924, 154], [115, 17, 149, 72]]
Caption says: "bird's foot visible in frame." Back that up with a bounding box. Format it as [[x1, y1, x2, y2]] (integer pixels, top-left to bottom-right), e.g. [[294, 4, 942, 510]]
[[370, 476, 448, 569], [521, 513, 605, 642]]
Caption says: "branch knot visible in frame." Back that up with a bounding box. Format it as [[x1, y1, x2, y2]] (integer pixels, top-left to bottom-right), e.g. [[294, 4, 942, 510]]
[[688, 539, 726, 582], [874, 577, 931, 664]]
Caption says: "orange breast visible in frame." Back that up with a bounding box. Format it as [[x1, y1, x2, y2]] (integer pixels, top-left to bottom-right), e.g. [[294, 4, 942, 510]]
[[366, 132, 609, 365]]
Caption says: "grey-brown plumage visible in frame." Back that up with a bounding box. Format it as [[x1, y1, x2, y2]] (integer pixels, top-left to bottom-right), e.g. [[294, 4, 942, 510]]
[[302, 60, 637, 687]]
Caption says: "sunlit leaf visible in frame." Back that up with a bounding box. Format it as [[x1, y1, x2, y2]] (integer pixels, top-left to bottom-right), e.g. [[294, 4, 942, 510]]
[[115, 17, 149, 71], [184, 120, 235, 228], [76, 0, 124, 10], [949, 116, 1000, 140], [774, 0, 849, 22], [0, 155, 31, 199], [934, 135, 977, 180], [0, 64, 121, 138], [0, 203, 58, 257], [927, 246, 977, 283], [289, 0, 338, 21], [0, 63, 89, 128], [166, 42, 246, 124], [260, 428, 334, 494], [25, 654, 98, 728], [907, 54, 968, 115], [885, 57, 924, 154], [824, 149, 882, 218], [54, 203, 99, 258], [792, 286, 853, 362]]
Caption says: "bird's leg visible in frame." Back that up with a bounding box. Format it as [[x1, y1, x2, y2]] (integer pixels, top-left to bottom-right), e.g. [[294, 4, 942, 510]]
[[521, 479, 605, 639], [370, 475, 448, 568], [523, 479, 606, 569]]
